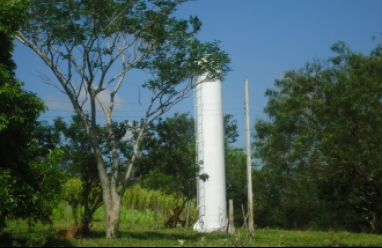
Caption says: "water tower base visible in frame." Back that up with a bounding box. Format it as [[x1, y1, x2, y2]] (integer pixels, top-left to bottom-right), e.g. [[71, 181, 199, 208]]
[[192, 218, 228, 232]]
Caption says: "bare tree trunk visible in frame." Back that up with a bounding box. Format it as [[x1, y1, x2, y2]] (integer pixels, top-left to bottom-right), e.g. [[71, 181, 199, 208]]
[[103, 195, 121, 238], [98, 167, 122, 238], [97, 173, 121, 238], [88, 123, 122, 238], [89, 92, 126, 238], [241, 204, 248, 229], [366, 211, 378, 233]]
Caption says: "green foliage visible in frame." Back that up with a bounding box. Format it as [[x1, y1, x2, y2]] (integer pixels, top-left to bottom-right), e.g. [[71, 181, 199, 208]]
[[50, 115, 113, 229], [0, 0, 30, 82], [0, 36, 15, 82], [136, 113, 196, 203], [63, 178, 82, 203], [20, 0, 230, 86], [61, 178, 83, 223], [0, 0, 29, 33], [221, 114, 246, 226], [253, 40, 382, 233], [0, 0, 66, 230], [0, 148, 65, 229], [224, 114, 239, 145], [225, 147, 247, 226], [28, 148, 66, 224]]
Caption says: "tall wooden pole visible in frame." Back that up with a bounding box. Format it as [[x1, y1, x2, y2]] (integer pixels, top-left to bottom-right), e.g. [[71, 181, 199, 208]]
[[244, 79, 254, 236]]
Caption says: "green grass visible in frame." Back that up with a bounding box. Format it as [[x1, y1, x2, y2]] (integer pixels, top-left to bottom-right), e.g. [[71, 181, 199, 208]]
[[2, 220, 382, 247]]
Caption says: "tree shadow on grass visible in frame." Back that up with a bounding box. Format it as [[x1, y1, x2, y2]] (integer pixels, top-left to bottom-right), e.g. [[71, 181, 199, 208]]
[[120, 230, 206, 240], [88, 228, 207, 241], [0, 231, 77, 247]]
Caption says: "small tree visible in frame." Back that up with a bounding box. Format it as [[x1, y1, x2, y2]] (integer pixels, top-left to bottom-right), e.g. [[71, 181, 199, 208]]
[[17, 0, 230, 237]]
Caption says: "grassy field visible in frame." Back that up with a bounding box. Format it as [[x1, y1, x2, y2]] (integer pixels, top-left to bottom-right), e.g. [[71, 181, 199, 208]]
[[2, 220, 382, 247]]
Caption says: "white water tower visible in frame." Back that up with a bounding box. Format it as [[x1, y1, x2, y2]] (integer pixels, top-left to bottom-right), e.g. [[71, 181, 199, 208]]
[[193, 70, 227, 232]]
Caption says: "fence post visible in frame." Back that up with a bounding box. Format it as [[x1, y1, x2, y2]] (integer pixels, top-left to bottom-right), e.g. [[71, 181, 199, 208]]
[[228, 199, 235, 234], [154, 196, 158, 228], [185, 200, 191, 227], [132, 204, 135, 224], [66, 201, 70, 222]]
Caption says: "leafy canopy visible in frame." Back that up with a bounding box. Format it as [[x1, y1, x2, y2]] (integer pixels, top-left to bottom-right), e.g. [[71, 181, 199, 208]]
[[253, 40, 382, 232]]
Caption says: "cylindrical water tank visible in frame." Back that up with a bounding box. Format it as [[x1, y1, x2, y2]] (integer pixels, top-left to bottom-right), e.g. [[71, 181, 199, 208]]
[[193, 72, 227, 232]]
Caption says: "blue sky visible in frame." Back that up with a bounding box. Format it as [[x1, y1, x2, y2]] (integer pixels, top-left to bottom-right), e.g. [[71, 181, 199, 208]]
[[14, 0, 382, 149]]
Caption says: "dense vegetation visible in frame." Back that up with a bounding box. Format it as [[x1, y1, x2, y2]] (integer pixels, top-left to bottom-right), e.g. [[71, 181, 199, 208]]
[[253, 41, 382, 233], [0, 0, 64, 230]]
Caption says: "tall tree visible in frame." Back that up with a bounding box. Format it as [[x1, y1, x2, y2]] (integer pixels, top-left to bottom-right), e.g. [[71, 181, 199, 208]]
[[0, 0, 64, 229], [16, 0, 230, 237], [253, 41, 382, 233]]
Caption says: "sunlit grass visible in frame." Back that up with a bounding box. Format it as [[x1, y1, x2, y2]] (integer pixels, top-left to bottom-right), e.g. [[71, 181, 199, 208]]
[[2, 220, 382, 247]]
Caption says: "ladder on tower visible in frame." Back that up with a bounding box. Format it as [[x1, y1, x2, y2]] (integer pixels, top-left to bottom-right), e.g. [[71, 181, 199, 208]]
[[194, 81, 206, 219]]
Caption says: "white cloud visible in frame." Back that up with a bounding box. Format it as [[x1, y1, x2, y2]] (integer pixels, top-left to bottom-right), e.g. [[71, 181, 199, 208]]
[[44, 88, 127, 114]]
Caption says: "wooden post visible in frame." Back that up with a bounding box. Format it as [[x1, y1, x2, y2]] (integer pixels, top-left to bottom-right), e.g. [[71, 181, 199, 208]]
[[228, 199, 235, 234], [185, 200, 191, 227], [154, 196, 158, 228], [66, 201, 70, 222], [132, 204, 135, 224], [241, 204, 248, 229]]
